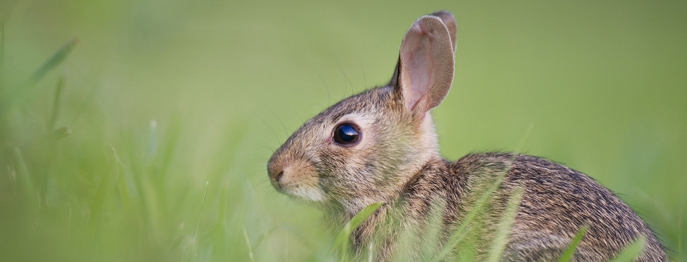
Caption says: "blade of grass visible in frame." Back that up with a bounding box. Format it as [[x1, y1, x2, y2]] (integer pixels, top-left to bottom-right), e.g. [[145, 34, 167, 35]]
[[433, 124, 533, 261], [609, 235, 647, 262], [558, 225, 589, 262], [457, 239, 477, 261], [431, 172, 507, 262], [195, 181, 210, 241], [139, 171, 163, 239], [251, 226, 280, 250], [333, 202, 384, 259], [13, 147, 37, 208], [2, 38, 78, 117], [47, 77, 65, 131], [486, 187, 524, 262], [390, 215, 420, 262], [368, 241, 375, 262], [107, 143, 131, 209], [27, 38, 78, 84], [0, 22, 4, 72], [212, 183, 229, 260], [187, 181, 210, 260], [89, 162, 111, 224], [156, 116, 182, 182], [262, 220, 278, 262], [242, 227, 255, 262], [46, 126, 71, 141], [419, 200, 448, 260]]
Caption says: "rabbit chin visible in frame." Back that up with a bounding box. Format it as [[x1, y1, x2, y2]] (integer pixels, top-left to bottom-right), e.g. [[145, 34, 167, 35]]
[[282, 185, 327, 202]]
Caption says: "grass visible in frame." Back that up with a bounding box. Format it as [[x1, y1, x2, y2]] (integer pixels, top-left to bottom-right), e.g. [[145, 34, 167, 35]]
[[610, 236, 648, 262], [558, 225, 590, 262], [334, 197, 647, 261], [334, 202, 383, 261], [1, 0, 686, 261]]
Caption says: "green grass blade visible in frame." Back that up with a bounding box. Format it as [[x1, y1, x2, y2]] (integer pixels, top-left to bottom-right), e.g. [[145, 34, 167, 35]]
[[431, 172, 506, 262], [28, 38, 78, 83], [610, 235, 647, 262], [419, 200, 448, 260], [47, 77, 65, 131], [333, 202, 384, 258], [46, 126, 71, 140], [194, 181, 210, 240], [107, 144, 131, 208], [0, 22, 4, 72], [212, 183, 230, 260], [432, 125, 532, 261], [242, 227, 255, 262], [2, 38, 78, 116], [457, 240, 477, 261], [13, 147, 37, 208], [89, 165, 111, 224], [156, 116, 182, 181], [558, 225, 590, 262], [486, 187, 524, 262]]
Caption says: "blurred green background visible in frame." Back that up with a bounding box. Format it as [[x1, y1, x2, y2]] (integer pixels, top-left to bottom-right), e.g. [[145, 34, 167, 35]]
[[0, 0, 685, 261]]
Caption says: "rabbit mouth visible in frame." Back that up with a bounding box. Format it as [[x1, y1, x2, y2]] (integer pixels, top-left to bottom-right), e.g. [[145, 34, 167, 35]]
[[279, 184, 327, 202], [269, 167, 326, 202]]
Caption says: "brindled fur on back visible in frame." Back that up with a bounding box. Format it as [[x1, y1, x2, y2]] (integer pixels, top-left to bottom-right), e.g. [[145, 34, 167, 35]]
[[267, 11, 668, 261]]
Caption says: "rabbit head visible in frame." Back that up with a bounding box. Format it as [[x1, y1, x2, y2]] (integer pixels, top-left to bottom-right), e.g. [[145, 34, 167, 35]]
[[268, 11, 457, 214]]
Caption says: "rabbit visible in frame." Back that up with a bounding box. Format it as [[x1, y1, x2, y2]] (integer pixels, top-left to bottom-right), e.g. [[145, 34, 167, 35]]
[[267, 11, 668, 261]]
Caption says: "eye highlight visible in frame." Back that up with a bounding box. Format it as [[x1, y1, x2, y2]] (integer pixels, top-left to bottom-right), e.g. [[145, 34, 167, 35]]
[[333, 123, 361, 145]]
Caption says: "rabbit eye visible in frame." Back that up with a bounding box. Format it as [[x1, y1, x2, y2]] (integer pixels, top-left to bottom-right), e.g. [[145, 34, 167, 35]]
[[333, 123, 361, 145]]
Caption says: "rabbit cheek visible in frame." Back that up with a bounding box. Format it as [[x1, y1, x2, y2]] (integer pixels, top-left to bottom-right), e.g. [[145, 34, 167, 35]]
[[321, 146, 383, 204]]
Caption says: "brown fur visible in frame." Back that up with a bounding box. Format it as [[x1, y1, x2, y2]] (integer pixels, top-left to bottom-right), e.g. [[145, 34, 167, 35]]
[[267, 11, 668, 261]]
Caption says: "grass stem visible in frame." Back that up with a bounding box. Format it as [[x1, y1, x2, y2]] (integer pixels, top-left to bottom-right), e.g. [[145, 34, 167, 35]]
[[48, 77, 65, 132], [558, 225, 590, 262], [242, 227, 255, 262], [194, 181, 210, 241]]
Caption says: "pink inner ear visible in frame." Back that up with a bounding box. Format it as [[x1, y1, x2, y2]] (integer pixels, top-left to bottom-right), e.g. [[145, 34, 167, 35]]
[[401, 24, 436, 111], [397, 16, 454, 114]]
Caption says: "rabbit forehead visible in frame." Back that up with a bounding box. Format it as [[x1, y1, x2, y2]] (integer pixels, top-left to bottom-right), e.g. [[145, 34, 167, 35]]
[[318, 86, 398, 123], [288, 87, 394, 139]]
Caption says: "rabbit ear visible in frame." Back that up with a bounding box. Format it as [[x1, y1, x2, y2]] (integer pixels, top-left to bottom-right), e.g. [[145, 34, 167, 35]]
[[430, 11, 457, 52], [390, 15, 455, 115]]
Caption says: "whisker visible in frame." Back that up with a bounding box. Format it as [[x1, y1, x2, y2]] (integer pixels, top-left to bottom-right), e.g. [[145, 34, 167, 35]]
[[265, 107, 290, 137], [336, 64, 354, 97], [253, 113, 282, 145], [359, 61, 367, 88], [313, 68, 332, 105]]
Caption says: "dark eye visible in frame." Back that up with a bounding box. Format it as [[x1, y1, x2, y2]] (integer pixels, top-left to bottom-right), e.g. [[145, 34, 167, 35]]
[[333, 123, 361, 145]]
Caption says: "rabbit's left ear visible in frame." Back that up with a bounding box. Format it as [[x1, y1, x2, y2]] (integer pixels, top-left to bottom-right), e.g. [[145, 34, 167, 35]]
[[390, 13, 456, 116], [430, 11, 457, 51]]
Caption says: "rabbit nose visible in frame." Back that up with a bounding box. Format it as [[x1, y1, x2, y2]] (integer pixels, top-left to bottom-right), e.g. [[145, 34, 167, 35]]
[[274, 171, 284, 182], [268, 167, 282, 181], [269, 169, 284, 190], [267, 160, 285, 188]]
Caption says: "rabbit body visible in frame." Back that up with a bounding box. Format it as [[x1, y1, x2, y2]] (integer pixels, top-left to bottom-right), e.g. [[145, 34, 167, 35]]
[[351, 152, 667, 261], [267, 11, 668, 261]]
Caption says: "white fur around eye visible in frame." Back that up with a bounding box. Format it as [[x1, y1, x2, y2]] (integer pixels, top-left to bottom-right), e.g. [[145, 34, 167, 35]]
[[336, 113, 374, 128]]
